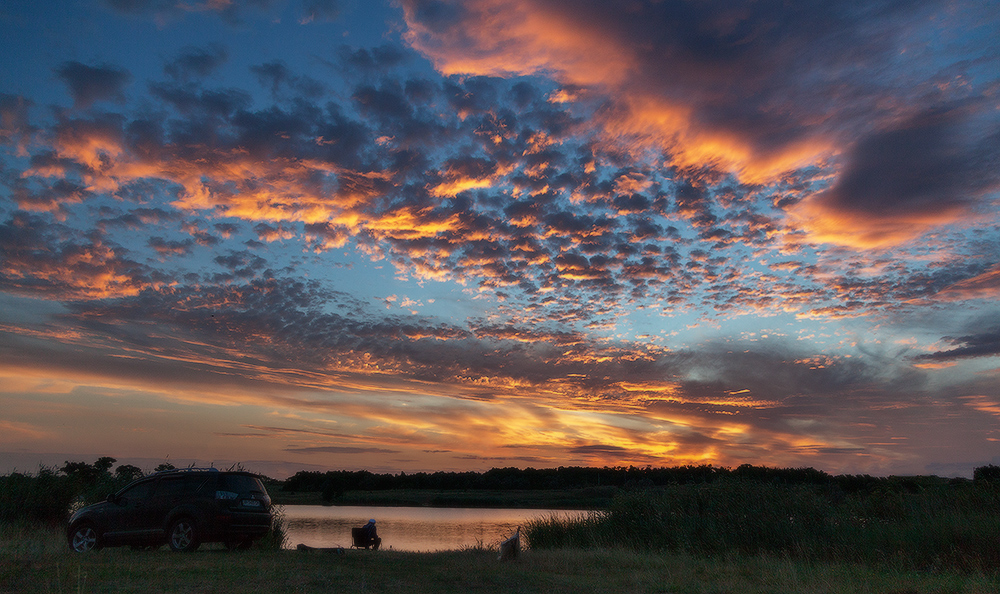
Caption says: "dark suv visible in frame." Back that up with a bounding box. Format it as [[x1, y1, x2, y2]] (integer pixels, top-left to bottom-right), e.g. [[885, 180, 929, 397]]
[[67, 468, 272, 552]]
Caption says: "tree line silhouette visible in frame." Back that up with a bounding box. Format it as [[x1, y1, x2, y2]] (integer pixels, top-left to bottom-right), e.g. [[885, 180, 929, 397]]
[[281, 463, 1000, 502], [3, 457, 998, 526]]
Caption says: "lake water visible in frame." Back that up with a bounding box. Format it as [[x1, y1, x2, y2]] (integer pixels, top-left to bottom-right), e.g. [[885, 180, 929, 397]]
[[281, 505, 587, 552]]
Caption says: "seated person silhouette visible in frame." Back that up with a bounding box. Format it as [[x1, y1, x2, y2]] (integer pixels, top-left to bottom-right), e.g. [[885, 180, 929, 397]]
[[352, 519, 381, 550]]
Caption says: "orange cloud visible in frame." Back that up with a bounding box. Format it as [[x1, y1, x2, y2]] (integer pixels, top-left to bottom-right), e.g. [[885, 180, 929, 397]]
[[363, 207, 464, 241], [960, 395, 1000, 418], [0, 230, 143, 300], [599, 94, 832, 185], [402, 0, 633, 86], [912, 361, 957, 369], [934, 266, 1000, 302], [25, 117, 506, 256], [787, 192, 969, 250], [0, 419, 54, 442], [401, 0, 833, 187]]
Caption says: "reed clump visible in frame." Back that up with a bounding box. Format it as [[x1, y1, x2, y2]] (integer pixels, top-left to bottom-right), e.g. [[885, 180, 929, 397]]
[[524, 477, 1000, 571]]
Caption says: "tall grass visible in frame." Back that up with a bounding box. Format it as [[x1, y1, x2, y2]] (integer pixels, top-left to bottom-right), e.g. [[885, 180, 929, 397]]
[[524, 479, 1000, 571], [255, 504, 289, 550]]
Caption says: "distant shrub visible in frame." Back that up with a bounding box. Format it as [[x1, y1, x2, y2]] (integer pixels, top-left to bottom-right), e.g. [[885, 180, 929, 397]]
[[0, 468, 77, 526], [973, 464, 1000, 484], [0, 458, 148, 526]]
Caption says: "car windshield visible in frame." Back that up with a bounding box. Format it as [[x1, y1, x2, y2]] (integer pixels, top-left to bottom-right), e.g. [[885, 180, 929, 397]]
[[219, 474, 264, 494]]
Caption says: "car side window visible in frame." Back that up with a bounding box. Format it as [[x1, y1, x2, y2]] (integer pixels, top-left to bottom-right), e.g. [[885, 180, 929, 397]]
[[154, 477, 187, 498], [188, 474, 213, 493], [119, 480, 154, 505]]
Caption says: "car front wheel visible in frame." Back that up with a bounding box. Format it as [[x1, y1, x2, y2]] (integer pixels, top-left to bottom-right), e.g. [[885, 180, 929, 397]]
[[69, 524, 101, 552], [168, 518, 200, 552]]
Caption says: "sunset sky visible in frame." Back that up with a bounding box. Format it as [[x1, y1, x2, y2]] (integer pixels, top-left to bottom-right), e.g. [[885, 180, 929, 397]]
[[2, 0, 999, 479]]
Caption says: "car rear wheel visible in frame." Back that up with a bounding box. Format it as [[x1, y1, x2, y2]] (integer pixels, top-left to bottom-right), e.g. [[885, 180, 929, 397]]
[[168, 518, 200, 552], [69, 524, 101, 552]]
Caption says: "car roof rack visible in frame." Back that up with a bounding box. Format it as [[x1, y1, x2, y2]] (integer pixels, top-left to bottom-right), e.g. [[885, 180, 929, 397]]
[[155, 467, 220, 475]]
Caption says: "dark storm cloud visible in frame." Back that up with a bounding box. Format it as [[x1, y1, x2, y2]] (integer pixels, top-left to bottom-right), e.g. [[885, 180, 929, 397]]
[[182, 222, 222, 247], [914, 327, 1000, 362], [105, 0, 342, 24], [214, 250, 268, 277], [250, 61, 326, 100], [569, 444, 629, 455], [54, 62, 132, 109], [97, 207, 180, 231], [150, 82, 253, 116], [164, 44, 229, 80], [352, 83, 414, 121], [253, 223, 294, 243], [147, 236, 194, 256], [338, 44, 409, 71], [586, 0, 917, 89], [673, 344, 914, 404], [214, 223, 241, 238], [11, 178, 91, 212], [402, 0, 943, 153], [816, 106, 1000, 220]]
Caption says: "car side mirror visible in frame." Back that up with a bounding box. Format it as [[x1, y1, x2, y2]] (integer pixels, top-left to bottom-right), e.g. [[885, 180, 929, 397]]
[[107, 493, 117, 504]]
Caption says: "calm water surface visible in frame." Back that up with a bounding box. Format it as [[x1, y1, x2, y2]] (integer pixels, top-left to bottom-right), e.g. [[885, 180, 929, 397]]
[[281, 505, 587, 552]]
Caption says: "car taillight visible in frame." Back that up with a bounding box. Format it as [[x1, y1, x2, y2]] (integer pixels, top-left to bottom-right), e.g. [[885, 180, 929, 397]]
[[215, 490, 238, 500]]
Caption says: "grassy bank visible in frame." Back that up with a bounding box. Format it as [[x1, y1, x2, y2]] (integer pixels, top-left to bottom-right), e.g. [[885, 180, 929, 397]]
[[2, 525, 997, 594], [524, 480, 1000, 571]]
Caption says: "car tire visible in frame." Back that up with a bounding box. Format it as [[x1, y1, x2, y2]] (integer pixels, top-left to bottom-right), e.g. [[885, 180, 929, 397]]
[[69, 523, 101, 552], [168, 518, 200, 552]]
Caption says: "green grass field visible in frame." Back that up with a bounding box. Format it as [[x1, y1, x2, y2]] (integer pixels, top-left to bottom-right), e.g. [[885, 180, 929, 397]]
[[2, 525, 997, 594]]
